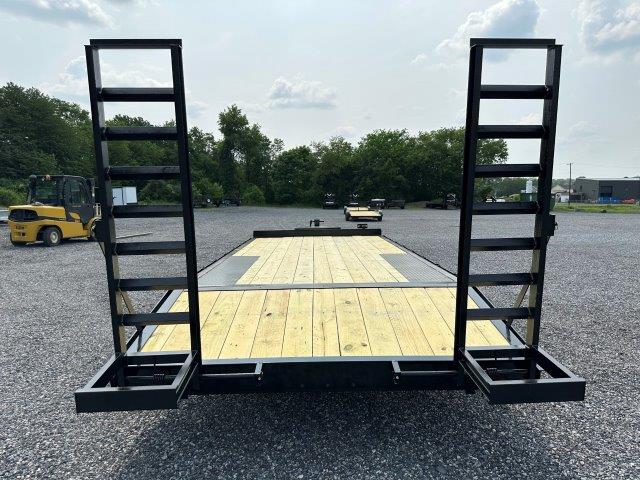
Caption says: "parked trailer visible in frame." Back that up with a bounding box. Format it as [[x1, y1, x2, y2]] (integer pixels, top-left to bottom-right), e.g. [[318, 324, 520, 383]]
[[75, 38, 584, 413]]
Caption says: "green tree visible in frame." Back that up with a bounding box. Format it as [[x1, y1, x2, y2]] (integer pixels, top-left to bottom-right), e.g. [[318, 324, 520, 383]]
[[217, 105, 248, 194], [271, 146, 318, 204]]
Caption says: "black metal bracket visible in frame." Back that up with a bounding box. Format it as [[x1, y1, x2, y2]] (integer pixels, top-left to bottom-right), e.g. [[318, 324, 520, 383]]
[[460, 346, 585, 404], [75, 352, 197, 412]]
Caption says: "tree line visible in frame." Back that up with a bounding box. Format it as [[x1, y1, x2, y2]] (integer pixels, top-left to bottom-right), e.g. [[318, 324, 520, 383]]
[[1, 82, 515, 207]]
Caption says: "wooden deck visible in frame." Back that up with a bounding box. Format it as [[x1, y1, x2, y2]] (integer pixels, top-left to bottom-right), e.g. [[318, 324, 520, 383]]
[[141, 235, 509, 359], [233, 236, 406, 284]]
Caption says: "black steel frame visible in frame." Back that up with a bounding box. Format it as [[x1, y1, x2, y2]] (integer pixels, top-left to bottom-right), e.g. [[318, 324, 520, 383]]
[[454, 38, 584, 402], [76, 38, 584, 413]]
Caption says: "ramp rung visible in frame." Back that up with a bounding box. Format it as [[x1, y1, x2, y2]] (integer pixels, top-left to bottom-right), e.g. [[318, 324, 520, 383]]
[[470, 38, 556, 49], [477, 125, 546, 139], [470, 238, 539, 251], [107, 165, 180, 180], [90, 39, 181, 49], [473, 202, 538, 215], [113, 241, 185, 255], [98, 88, 174, 102], [480, 85, 550, 99], [468, 273, 537, 286], [112, 204, 183, 218], [102, 126, 177, 141], [475, 164, 541, 178], [467, 307, 533, 320], [121, 312, 189, 326], [117, 277, 188, 291]]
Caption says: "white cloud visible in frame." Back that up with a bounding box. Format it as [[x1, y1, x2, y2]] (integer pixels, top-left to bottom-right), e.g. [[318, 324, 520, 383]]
[[410, 53, 428, 65], [40, 55, 171, 97], [0, 0, 113, 27], [267, 76, 337, 109], [575, 1, 640, 58], [331, 125, 357, 138], [187, 100, 208, 118], [517, 112, 542, 124], [436, 0, 540, 58], [559, 120, 600, 144]]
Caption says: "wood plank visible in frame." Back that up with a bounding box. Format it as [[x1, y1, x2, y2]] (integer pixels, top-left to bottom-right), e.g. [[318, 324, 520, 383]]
[[426, 287, 489, 346], [219, 290, 267, 359], [453, 288, 510, 346], [312, 289, 340, 356], [356, 288, 402, 355], [272, 237, 303, 284], [201, 291, 243, 359], [347, 237, 407, 282], [234, 237, 270, 256], [198, 291, 221, 321], [379, 288, 434, 355], [282, 289, 314, 357], [312, 237, 333, 284], [366, 236, 405, 254], [334, 288, 371, 355], [250, 237, 293, 284], [250, 289, 290, 358], [334, 237, 374, 282], [143, 292, 188, 351], [236, 238, 282, 284], [322, 236, 353, 283], [402, 288, 454, 356], [293, 237, 314, 284], [343, 238, 400, 282]]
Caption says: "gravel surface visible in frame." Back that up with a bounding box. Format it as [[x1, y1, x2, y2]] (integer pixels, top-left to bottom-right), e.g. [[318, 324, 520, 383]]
[[0, 207, 638, 479]]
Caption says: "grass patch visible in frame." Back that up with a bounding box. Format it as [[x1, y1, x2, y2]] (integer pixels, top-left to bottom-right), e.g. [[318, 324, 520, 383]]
[[553, 203, 640, 214]]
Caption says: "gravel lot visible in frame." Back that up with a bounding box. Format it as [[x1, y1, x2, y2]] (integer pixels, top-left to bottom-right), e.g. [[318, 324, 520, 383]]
[[1, 207, 638, 479]]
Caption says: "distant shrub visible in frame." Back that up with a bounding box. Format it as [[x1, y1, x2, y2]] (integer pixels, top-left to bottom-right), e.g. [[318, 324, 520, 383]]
[[0, 186, 22, 206], [139, 180, 181, 203], [242, 184, 265, 205]]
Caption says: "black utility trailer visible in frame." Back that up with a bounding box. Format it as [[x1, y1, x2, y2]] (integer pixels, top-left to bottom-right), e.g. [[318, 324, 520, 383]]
[[75, 38, 585, 413]]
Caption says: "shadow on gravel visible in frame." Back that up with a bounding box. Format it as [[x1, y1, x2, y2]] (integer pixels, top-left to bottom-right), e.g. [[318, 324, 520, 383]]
[[111, 390, 569, 479]]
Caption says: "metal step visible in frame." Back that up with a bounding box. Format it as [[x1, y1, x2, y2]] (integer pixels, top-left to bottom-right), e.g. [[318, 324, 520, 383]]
[[121, 312, 190, 326], [102, 126, 177, 141], [90, 39, 181, 49], [480, 85, 550, 100], [477, 125, 546, 139], [111, 204, 183, 218], [473, 202, 539, 215], [107, 165, 180, 180], [467, 307, 533, 320], [468, 273, 537, 286], [113, 241, 185, 255], [475, 163, 541, 178], [470, 38, 556, 49], [470, 237, 539, 251], [98, 87, 174, 102], [117, 277, 188, 291]]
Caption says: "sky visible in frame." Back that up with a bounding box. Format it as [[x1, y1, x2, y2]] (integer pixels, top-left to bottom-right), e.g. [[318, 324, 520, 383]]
[[1, 0, 639, 179]]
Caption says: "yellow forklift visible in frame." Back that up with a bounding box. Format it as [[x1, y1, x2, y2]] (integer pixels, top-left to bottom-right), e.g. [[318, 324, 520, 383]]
[[8, 175, 99, 246]]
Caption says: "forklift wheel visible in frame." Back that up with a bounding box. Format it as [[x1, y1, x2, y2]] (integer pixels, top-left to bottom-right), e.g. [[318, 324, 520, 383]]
[[42, 227, 62, 247], [10, 238, 27, 247]]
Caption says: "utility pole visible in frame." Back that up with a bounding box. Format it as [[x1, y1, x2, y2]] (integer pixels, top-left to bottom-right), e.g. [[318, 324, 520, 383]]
[[567, 162, 572, 206]]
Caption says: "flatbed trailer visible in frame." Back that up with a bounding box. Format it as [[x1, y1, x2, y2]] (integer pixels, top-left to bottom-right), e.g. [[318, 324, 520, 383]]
[[345, 207, 383, 222], [75, 37, 585, 413]]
